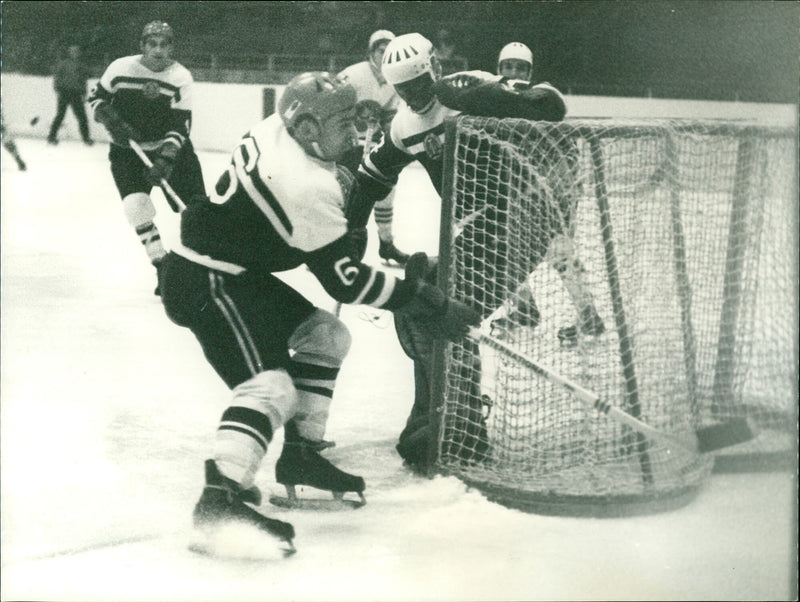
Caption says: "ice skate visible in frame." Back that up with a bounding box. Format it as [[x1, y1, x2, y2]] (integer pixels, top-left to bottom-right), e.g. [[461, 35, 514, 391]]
[[379, 239, 410, 266], [558, 305, 606, 347], [271, 421, 366, 510], [191, 459, 296, 557], [490, 297, 541, 338]]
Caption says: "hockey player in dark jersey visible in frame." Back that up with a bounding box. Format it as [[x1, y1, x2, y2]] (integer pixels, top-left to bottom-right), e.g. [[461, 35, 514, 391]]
[[349, 33, 569, 470], [490, 42, 605, 345], [157, 71, 480, 555], [88, 21, 206, 294]]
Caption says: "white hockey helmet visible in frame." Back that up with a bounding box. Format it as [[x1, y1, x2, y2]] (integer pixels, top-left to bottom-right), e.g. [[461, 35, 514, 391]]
[[497, 42, 533, 69], [381, 33, 435, 86], [279, 72, 357, 131], [369, 29, 396, 51]]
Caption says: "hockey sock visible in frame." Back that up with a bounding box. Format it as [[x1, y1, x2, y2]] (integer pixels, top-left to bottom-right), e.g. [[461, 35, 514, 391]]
[[288, 357, 338, 441], [214, 370, 297, 489], [287, 310, 351, 441], [122, 192, 166, 263], [373, 196, 395, 243], [550, 234, 595, 312]]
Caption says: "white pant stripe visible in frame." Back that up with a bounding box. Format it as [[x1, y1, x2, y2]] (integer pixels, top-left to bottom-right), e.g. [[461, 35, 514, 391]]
[[208, 273, 262, 375]]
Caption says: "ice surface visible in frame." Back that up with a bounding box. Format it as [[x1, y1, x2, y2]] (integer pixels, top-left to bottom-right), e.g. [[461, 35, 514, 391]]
[[1, 139, 795, 601]]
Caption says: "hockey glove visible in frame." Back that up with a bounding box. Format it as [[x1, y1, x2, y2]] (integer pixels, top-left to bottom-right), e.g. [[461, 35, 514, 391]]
[[355, 99, 382, 132], [397, 253, 480, 342], [146, 142, 179, 186], [94, 104, 141, 145]]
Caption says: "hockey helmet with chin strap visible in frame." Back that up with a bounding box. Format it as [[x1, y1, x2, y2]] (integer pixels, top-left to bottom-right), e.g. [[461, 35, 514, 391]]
[[141, 21, 174, 43], [279, 72, 357, 131], [381, 33, 435, 86]]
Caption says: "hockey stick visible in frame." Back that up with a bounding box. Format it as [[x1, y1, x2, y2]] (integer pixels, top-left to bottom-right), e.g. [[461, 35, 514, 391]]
[[452, 205, 489, 239], [362, 119, 378, 162], [129, 139, 186, 211], [467, 327, 754, 454], [332, 121, 381, 319]]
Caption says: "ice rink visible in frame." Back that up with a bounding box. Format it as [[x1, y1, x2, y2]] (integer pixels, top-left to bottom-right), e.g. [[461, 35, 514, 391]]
[[1, 138, 796, 601]]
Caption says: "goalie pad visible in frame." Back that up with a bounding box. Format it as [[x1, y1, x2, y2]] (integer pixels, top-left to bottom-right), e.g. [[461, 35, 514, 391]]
[[394, 256, 489, 471]]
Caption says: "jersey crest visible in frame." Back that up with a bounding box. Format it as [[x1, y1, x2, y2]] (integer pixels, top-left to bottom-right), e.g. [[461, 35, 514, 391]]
[[423, 132, 443, 160]]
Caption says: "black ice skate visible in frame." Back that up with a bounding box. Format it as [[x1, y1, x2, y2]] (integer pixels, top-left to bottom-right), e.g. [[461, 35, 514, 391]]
[[271, 421, 366, 510], [191, 459, 296, 556], [490, 297, 541, 338], [379, 239, 410, 267], [558, 305, 606, 347]]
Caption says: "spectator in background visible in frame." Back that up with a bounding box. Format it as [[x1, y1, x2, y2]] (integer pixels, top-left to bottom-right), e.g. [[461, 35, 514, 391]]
[[338, 29, 409, 266], [47, 44, 93, 146]]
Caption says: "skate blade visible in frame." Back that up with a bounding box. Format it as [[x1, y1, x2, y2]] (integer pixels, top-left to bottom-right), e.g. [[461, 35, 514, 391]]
[[188, 522, 296, 560], [269, 491, 366, 511]]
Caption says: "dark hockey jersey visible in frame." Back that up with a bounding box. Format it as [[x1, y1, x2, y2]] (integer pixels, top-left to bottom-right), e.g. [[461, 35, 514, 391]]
[[88, 54, 193, 151], [175, 114, 415, 310], [351, 71, 566, 226]]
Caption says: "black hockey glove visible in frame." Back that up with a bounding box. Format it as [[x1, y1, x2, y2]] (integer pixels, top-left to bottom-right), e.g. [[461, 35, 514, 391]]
[[397, 252, 480, 342], [94, 104, 141, 145], [355, 99, 382, 132], [146, 142, 179, 186]]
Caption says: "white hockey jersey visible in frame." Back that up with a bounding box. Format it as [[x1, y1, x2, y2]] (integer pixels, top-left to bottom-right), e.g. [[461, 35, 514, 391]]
[[337, 61, 399, 113], [88, 54, 194, 150], [177, 114, 414, 310]]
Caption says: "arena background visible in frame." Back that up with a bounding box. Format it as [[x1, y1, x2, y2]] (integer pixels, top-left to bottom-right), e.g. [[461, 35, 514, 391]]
[[2, 1, 798, 102]]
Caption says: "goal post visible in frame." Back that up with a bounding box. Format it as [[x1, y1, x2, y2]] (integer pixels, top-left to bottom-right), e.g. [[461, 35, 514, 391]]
[[431, 116, 797, 516]]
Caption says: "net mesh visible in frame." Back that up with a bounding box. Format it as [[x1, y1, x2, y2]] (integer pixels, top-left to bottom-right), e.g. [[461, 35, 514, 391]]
[[435, 117, 796, 515]]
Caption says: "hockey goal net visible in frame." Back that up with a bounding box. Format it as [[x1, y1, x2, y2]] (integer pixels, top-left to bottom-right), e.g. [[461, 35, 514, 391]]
[[432, 116, 797, 516]]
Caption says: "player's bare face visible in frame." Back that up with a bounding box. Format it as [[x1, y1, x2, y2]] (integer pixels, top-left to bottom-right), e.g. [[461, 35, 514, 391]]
[[140, 35, 174, 72], [371, 42, 390, 69], [499, 59, 532, 83], [394, 74, 435, 113], [317, 110, 358, 162]]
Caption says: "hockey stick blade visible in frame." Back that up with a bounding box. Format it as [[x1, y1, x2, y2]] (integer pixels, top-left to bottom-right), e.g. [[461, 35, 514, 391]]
[[694, 417, 754, 453], [469, 328, 754, 454]]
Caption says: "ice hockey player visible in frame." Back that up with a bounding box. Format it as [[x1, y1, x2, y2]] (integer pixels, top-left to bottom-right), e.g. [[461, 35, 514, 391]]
[[338, 29, 410, 266], [157, 71, 480, 555], [491, 41, 605, 345], [1, 112, 27, 171], [88, 21, 207, 295], [349, 32, 568, 471]]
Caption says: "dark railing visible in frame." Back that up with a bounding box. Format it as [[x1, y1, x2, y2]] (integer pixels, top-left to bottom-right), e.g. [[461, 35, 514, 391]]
[[3, 48, 787, 103]]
